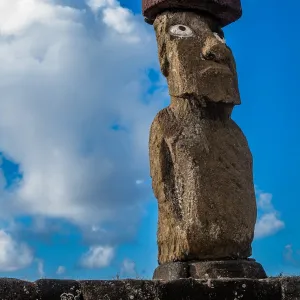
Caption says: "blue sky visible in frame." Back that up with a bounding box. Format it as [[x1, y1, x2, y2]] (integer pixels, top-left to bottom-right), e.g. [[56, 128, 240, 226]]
[[0, 0, 299, 281]]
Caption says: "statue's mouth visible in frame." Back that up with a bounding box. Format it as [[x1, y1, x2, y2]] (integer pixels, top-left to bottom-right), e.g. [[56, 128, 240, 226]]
[[199, 62, 232, 76]]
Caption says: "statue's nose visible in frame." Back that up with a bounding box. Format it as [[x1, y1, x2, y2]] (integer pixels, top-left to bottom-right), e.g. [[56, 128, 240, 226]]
[[202, 38, 231, 65]]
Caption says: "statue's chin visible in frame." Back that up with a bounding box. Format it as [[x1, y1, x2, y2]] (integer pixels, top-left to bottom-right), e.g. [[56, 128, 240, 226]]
[[171, 87, 240, 105], [196, 69, 241, 105], [167, 67, 241, 105], [200, 90, 241, 105]]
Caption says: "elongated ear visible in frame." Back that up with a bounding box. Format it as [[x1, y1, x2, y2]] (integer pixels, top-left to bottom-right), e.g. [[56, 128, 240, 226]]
[[154, 15, 169, 78], [159, 41, 169, 77]]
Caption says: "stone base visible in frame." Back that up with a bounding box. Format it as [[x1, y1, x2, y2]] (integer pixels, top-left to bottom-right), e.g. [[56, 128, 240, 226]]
[[1, 277, 300, 299], [153, 259, 267, 280]]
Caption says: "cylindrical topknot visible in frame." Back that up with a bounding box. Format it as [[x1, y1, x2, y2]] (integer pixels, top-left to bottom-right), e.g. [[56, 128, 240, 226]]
[[142, 0, 242, 27]]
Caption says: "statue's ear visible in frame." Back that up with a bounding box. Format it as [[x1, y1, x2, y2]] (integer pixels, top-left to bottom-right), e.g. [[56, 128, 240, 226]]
[[154, 15, 169, 78], [159, 42, 169, 77]]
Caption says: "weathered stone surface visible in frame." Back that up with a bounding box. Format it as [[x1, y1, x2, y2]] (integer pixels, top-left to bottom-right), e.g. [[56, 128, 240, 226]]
[[189, 260, 267, 279], [80, 280, 159, 300], [143, 0, 242, 27], [154, 11, 241, 105], [153, 261, 189, 280], [150, 107, 256, 263], [36, 279, 82, 300], [149, 10, 257, 265], [0, 277, 300, 299], [0, 278, 39, 300], [280, 277, 300, 300], [154, 260, 267, 280], [158, 278, 282, 300]]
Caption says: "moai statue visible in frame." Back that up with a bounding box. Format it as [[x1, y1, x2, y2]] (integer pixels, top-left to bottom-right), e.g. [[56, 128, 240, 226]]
[[143, 0, 267, 280]]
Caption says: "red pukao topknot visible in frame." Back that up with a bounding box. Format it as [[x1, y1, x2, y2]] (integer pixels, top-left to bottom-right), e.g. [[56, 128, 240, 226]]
[[142, 0, 242, 27]]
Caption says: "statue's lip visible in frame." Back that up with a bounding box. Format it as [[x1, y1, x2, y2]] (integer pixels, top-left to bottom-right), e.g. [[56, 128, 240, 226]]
[[199, 63, 232, 75]]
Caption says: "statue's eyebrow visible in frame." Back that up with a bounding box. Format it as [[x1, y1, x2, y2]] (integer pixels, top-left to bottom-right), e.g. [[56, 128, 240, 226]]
[[165, 12, 189, 26], [167, 18, 188, 27]]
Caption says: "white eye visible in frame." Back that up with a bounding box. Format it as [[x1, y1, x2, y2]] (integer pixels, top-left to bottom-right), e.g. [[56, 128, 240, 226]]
[[169, 25, 194, 38], [213, 32, 226, 44]]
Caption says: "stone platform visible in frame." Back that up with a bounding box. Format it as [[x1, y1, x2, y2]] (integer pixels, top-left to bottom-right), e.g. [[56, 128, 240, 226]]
[[153, 259, 267, 280], [0, 277, 300, 299]]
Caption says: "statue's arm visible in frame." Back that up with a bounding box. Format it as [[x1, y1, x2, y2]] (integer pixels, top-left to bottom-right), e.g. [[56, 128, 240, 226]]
[[149, 110, 182, 221], [149, 116, 166, 201], [149, 111, 176, 205]]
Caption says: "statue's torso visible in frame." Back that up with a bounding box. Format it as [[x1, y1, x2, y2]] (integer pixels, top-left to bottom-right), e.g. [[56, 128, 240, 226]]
[[150, 106, 257, 262]]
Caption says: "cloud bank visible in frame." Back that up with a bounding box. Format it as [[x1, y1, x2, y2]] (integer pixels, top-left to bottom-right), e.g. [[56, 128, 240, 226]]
[[0, 0, 166, 271]]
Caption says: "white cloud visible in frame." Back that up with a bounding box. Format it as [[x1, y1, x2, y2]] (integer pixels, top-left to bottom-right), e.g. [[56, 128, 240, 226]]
[[80, 245, 114, 269], [87, 0, 143, 42], [257, 192, 274, 211], [283, 244, 300, 267], [0, 0, 163, 248], [91, 225, 99, 232], [102, 6, 134, 35], [255, 189, 284, 238], [56, 265, 66, 275], [284, 244, 293, 262], [36, 258, 45, 278], [255, 212, 285, 239], [87, 0, 116, 12], [0, 0, 79, 36], [121, 258, 136, 277], [0, 230, 33, 271]]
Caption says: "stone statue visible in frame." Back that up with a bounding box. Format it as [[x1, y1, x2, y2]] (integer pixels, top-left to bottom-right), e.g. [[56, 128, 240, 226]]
[[143, 0, 266, 280]]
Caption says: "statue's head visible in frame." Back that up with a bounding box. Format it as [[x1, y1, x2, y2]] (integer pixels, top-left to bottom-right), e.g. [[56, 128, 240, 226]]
[[154, 11, 241, 105]]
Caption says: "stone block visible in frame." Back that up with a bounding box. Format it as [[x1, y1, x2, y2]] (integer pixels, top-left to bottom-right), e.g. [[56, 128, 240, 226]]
[[0, 278, 39, 300], [153, 262, 189, 280], [153, 260, 267, 280], [80, 280, 159, 300], [157, 278, 282, 300], [36, 279, 82, 300], [0, 277, 298, 299], [189, 260, 267, 279], [280, 277, 300, 300]]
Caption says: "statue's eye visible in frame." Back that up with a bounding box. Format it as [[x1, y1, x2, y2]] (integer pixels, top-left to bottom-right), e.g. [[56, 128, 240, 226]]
[[213, 32, 226, 44], [169, 25, 194, 37]]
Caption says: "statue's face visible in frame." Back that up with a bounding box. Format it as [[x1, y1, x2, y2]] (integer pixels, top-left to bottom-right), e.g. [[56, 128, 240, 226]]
[[154, 11, 240, 105]]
